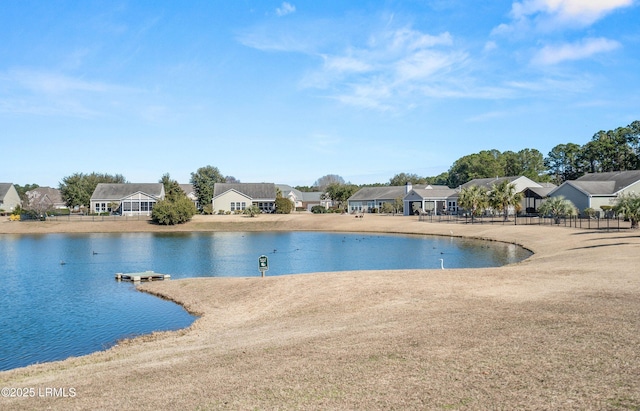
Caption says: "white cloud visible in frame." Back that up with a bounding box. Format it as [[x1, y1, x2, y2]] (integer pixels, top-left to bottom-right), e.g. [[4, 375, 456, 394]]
[[495, 0, 633, 34], [532, 37, 621, 65], [276, 2, 296, 17], [512, 0, 633, 25]]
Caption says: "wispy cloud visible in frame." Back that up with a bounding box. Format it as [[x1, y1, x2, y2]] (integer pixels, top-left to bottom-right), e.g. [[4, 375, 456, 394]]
[[532, 37, 621, 65], [495, 0, 634, 34], [0, 69, 138, 118], [276, 2, 296, 17]]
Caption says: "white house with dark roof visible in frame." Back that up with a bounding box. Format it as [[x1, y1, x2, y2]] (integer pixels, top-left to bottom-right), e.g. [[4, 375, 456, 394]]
[[459, 176, 553, 215], [0, 183, 21, 213], [548, 170, 640, 216], [90, 183, 165, 216], [276, 184, 330, 211], [348, 184, 423, 214], [212, 183, 277, 213], [403, 184, 459, 216]]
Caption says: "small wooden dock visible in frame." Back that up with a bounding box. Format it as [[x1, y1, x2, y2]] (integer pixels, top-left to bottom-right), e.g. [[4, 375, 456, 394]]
[[115, 271, 171, 282]]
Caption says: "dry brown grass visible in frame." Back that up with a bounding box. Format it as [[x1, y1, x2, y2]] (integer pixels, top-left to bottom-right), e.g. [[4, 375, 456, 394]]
[[1, 214, 639, 410]]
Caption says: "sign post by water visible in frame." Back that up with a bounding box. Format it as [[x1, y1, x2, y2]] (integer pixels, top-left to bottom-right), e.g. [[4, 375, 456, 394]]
[[258, 255, 269, 277]]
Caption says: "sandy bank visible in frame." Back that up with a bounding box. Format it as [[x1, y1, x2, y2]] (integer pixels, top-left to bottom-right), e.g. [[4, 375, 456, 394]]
[[1, 214, 639, 410]]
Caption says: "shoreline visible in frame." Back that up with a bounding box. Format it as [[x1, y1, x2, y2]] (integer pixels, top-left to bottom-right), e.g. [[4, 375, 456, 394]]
[[1, 214, 639, 409]]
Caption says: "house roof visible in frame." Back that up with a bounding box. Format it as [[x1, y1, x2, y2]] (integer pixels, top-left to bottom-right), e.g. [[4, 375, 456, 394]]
[[461, 176, 543, 190], [576, 170, 640, 193], [26, 187, 64, 207], [179, 184, 194, 195], [90, 183, 164, 200], [524, 186, 556, 198], [561, 181, 617, 196], [0, 183, 14, 198], [213, 183, 277, 200], [276, 184, 304, 199], [410, 188, 458, 199], [349, 186, 425, 201]]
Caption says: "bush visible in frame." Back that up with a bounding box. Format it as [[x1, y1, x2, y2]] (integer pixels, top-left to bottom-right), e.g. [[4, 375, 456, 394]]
[[311, 205, 327, 214], [151, 196, 197, 225], [275, 197, 293, 214]]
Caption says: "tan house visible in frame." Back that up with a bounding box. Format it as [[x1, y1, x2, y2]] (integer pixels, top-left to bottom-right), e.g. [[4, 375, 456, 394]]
[[548, 170, 640, 216], [212, 183, 277, 213], [404, 183, 458, 216], [0, 183, 21, 214], [90, 183, 165, 216]]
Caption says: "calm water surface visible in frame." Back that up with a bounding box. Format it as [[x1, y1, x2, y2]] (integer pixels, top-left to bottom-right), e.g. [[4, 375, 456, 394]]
[[0, 231, 531, 371]]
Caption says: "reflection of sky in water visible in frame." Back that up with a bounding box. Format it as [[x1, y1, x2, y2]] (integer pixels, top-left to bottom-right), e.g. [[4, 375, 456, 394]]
[[0, 231, 531, 371]]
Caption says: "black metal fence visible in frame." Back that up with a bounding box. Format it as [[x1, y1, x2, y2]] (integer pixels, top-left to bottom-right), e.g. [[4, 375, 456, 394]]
[[418, 213, 631, 231], [22, 214, 152, 223]]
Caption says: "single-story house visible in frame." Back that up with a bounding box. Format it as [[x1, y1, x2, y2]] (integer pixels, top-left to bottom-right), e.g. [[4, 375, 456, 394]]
[[348, 184, 421, 213], [403, 184, 459, 216], [212, 183, 277, 213], [548, 170, 640, 216], [276, 184, 331, 211], [459, 176, 552, 215], [25, 187, 66, 211], [0, 183, 21, 213], [90, 183, 165, 216]]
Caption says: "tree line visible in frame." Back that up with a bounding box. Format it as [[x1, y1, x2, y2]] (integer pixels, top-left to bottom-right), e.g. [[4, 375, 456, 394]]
[[14, 120, 639, 222]]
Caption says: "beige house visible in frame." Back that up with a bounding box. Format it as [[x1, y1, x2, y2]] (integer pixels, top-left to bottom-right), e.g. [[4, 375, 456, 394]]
[[548, 170, 640, 216], [459, 176, 553, 216], [0, 183, 21, 213], [179, 184, 198, 209], [212, 183, 277, 213], [90, 183, 165, 216], [276, 184, 330, 211], [404, 183, 458, 216]]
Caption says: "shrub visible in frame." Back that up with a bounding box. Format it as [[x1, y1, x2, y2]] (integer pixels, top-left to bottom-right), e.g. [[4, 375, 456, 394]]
[[311, 205, 327, 214], [275, 197, 293, 214], [151, 196, 196, 225]]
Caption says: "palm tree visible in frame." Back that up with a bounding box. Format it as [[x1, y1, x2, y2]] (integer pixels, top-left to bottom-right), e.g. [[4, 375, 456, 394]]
[[458, 185, 488, 223], [538, 196, 577, 224], [614, 193, 640, 229], [489, 180, 523, 221]]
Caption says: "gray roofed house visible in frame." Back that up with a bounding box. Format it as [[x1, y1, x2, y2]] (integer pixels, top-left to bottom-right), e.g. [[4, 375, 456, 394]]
[[90, 183, 165, 216], [460, 176, 552, 215], [212, 183, 277, 213], [403, 184, 459, 216], [25, 187, 66, 211], [349, 183, 430, 214], [0, 183, 21, 214], [276, 184, 330, 211], [548, 170, 640, 216]]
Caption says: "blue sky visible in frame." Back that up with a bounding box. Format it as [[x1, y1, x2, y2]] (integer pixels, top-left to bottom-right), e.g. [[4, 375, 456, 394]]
[[1, 0, 638, 187]]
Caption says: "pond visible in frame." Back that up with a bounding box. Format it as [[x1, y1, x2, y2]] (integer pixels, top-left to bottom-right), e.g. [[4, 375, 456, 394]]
[[0, 231, 531, 371]]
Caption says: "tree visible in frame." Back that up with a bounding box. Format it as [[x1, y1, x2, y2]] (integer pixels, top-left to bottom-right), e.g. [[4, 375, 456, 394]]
[[160, 173, 184, 201], [545, 143, 584, 185], [151, 196, 197, 225], [458, 185, 488, 222], [152, 173, 196, 225], [14, 183, 39, 204], [447, 150, 504, 187], [389, 173, 428, 186], [190, 165, 225, 213], [489, 180, 523, 221], [313, 174, 345, 191], [538, 196, 577, 224], [225, 175, 240, 183], [323, 183, 358, 212], [59, 172, 126, 211], [614, 193, 640, 229], [274, 197, 293, 214]]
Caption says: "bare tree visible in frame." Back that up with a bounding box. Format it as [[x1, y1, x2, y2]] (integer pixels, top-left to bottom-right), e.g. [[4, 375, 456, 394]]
[[313, 174, 345, 191]]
